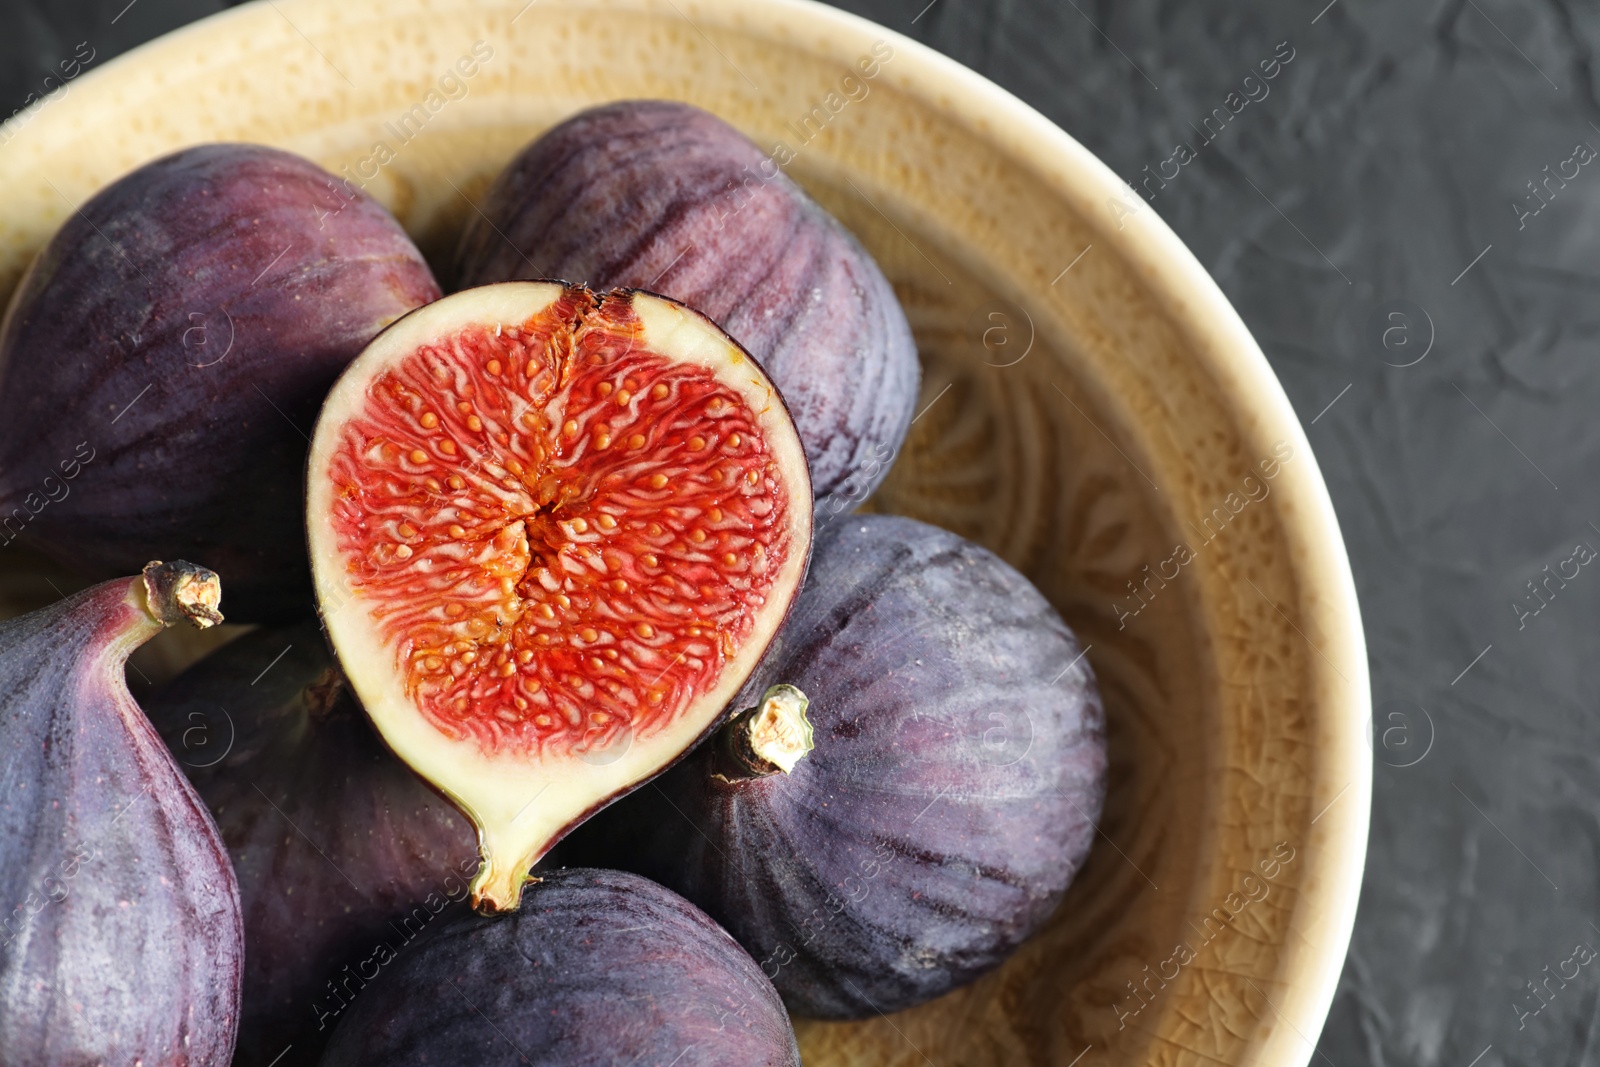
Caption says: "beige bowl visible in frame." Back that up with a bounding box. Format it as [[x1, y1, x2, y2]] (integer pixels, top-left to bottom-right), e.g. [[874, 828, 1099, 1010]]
[[0, 1, 1371, 1063]]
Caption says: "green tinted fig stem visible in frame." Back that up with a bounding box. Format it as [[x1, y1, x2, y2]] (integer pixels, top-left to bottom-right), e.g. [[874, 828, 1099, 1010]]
[[713, 685, 814, 781]]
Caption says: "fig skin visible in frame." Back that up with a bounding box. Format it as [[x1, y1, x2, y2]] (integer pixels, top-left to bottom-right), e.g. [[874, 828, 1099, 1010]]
[[0, 143, 442, 621], [145, 622, 478, 1067], [454, 99, 919, 515], [320, 867, 801, 1066], [0, 561, 242, 1066], [559, 515, 1108, 1018]]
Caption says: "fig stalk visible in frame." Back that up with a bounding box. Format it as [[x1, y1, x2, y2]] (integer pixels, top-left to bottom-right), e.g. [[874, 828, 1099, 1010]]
[[140, 558, 226, 630], [89, 560, 225, 662], [714, 684, 814, 780]]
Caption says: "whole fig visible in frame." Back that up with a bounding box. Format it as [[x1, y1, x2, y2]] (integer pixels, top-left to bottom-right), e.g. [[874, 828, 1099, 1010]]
[[146, 622, 477, 1066], [321, 868, 801, 1066], [0, 561, 242, 1065], [560, 515, 1108, 1017], [454, 99, 919, 514], [0, 143, 442, 621]]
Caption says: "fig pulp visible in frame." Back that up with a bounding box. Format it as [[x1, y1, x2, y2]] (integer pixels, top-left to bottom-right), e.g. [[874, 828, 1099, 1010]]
[[560, 515, 1108, 1017], [0, 561, 242, 1065], [146, 622, 477, 1067], [321, 868, 801, 1066], [0, 143, 442, 621], [307, 281, 813, 912], [454, 100, 920, 514]]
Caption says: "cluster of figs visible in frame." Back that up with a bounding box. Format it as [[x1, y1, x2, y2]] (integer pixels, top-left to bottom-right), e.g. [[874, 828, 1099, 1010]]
[[0, 100, 1107, 1065]]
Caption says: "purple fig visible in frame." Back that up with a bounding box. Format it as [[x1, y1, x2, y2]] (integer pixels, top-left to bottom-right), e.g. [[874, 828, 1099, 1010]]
[[0, 144, 442, 621], [454, 100, 919, 514], [145, 622, 477, 1067], [320, 868, 801, 1066], [559, 515, 1108, 1018], [0, 560, 242, 1064]]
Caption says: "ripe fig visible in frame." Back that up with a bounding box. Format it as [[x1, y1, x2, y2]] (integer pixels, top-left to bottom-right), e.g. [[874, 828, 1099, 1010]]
[[307, 281, 813, 913], [145, 622, 477, 1067], [320, 868, 801, 1066], [0, 561, 242, 1065], [0, 143, 442, 621], [559, 515, 1108, 1018], [454, 99, 919, 514]]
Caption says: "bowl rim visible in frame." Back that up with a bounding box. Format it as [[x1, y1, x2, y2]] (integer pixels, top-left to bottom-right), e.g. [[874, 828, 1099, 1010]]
[[0, 0, 1371, 1061]]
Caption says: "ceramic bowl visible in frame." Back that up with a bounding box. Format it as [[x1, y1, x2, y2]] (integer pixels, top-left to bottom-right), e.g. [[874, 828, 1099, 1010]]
[[0, 1, 1370, 1063]]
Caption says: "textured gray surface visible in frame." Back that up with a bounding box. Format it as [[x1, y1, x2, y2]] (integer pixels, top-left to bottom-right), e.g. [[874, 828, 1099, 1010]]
[[1, 1, 1591, 1065]]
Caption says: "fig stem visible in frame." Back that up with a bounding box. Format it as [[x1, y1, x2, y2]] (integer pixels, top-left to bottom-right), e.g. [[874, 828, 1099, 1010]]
[[139, 560, 224, 629], [714, 685, 814, 781], [469, 860, 540, 915]]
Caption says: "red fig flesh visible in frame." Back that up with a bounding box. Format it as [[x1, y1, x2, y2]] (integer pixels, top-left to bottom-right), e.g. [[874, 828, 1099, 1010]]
[[145, 622, 477, 1067], [0, 561, 242, 1065], [0, 144, 441, 621], [307, 281, 812, 912]]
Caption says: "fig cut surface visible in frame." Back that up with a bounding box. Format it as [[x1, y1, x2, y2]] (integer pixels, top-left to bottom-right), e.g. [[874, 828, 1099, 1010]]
[[307, 281, 812, 912]]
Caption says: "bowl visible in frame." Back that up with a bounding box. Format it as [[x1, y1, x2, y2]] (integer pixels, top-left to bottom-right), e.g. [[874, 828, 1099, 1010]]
[[0, 1, 1371, 1063]]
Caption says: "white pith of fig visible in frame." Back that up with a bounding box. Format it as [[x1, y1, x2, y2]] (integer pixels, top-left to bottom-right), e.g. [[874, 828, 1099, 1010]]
[[306, 281, 812, 912]]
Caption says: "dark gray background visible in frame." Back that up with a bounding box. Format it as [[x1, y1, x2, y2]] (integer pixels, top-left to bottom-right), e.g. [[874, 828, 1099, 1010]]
[[3, 1, 1591, 1064]]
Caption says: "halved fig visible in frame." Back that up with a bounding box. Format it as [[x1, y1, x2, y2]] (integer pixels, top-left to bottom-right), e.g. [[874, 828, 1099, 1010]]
[[307, 281, 812, 913]]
